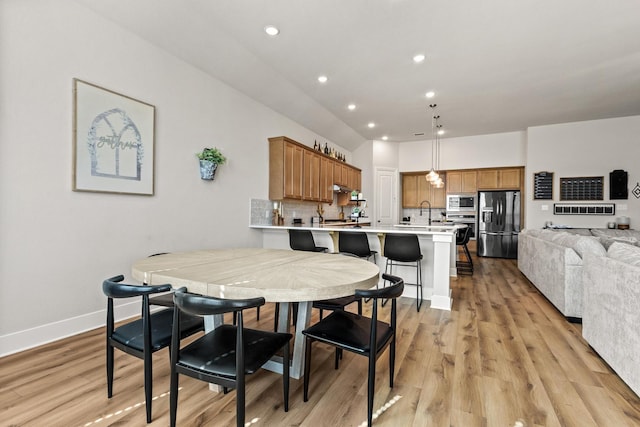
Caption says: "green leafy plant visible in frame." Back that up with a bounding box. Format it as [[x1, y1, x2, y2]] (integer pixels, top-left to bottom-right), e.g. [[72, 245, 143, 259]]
[[196, 147, 227, 164]]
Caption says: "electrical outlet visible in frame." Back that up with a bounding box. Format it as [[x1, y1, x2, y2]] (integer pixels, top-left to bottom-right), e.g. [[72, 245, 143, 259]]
[[541, 205, 549, 211], [618, 204, 628, 211]]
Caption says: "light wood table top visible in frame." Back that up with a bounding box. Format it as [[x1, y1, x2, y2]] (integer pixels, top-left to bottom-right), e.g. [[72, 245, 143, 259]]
[[132, 248, 380, 380], [132, 248, 380, 302]]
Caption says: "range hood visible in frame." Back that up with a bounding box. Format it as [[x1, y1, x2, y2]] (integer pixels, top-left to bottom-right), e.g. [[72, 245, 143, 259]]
[[333, 184, 352, 193]]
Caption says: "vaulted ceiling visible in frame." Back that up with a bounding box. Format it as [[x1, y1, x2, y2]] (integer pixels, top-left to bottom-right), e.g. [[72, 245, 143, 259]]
[[78, 0, 640, 151]]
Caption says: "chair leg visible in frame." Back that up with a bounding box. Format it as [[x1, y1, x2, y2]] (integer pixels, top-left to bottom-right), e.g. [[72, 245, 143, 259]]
[[303, 337, 312, 402], [367, 352, 376, 427], [357, 299, 362, 316], [237, 373, 245, 427], [274, 303, 279, 332], [106, 343, 114, 398], [390, 334, 396, 388], [144, 351, 153, 423], [169, 369, 179, 427], [319, 308, 324, 320], [256, 305, 260, 320], [283, 341, 290, 412], [416, 260, 422, 312]]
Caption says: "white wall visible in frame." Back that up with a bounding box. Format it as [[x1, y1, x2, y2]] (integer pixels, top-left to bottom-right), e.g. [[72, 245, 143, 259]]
[[0, 0, 352, 355], [399, 131, 526, 172], [526, 116, 640, 229]]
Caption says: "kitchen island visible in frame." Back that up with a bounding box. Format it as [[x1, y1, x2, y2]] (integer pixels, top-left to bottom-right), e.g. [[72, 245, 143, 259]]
[[250, 223, 460, 311]]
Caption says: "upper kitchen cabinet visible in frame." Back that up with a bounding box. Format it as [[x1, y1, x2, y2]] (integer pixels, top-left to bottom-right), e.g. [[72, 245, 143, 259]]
[[446, 170, 477, 193], [477, 167, 522, 190], [269, 136, 359, 202], [402, 173, 446, 208], [303, 149, 321, 201], [269, 136, 303, 200], [319, 156, 334, 203]]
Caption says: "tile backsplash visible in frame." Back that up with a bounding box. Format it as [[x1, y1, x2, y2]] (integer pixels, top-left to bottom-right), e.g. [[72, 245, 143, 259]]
[[251, 198, 343, 226]]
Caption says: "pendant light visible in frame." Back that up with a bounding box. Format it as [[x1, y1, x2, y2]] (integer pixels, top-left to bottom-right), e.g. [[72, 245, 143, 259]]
[[425, 104, 439, 182], [433, 119, 445, 188]]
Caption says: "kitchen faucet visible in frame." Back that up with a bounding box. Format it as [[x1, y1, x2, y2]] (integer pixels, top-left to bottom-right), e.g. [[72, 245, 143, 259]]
[[419, 200, 432, 225]]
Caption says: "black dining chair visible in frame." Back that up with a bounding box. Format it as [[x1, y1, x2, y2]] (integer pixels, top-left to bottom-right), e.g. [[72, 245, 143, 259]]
[[338, 231, 377, 262], [145, 253, 176, 308], [170, 290, 292, 427], [302, 274, 404, 427], [383, 233, 423, 311], [288, 229, 328, 252], [102, 275, 204, 424], [456, 226, 474, 275]]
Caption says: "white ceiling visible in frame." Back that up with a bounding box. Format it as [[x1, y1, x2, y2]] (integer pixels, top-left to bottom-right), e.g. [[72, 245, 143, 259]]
[[77, 0, 640, 151]]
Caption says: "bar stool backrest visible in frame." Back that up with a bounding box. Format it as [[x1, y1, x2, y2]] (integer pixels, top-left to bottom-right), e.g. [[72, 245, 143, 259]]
[[384, 234, 421, 262]]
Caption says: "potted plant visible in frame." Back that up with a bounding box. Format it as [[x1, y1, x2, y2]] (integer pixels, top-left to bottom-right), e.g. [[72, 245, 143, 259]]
[[196, 147, 226, 180]]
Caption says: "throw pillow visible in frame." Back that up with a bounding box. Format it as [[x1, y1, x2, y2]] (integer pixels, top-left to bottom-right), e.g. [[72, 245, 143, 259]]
[[607, 242, 640, 267], [572, 236, 606, 258]]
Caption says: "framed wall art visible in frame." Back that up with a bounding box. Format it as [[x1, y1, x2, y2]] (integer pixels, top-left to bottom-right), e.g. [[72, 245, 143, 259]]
[[73, 79, 155, 195]]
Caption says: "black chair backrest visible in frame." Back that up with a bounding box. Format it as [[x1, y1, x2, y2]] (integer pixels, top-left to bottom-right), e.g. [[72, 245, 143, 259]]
[[289, 229, 318, 251], [103, 275, 172, 298], [173, 290, 265, 317], [384, 234, 421, 262], [355, 274, 404, 300], [338, 231, 371, 258], [456, 226, 472, 245]]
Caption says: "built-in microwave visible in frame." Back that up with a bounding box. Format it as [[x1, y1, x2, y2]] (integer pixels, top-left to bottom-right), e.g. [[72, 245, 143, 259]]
[[446, 194, 476, 212]]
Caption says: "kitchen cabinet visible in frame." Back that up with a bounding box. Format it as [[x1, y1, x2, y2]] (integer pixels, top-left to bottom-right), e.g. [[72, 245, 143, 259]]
[[477, 167, 522, 190], [269, 137, 303, 200], [319, 157, 334, 202], [269, 136, 361, 202], [402, 173, 446, 208], [303, 150, 321, 201], [446, 170, 477, 193], [348, 167, 361, 192]]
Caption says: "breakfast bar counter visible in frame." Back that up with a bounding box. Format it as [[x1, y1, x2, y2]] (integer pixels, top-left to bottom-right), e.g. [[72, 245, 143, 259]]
[[250, 224, 460, 311]]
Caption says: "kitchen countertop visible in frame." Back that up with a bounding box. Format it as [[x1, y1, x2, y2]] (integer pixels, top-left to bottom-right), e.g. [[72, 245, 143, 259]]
[[251, 223, 461, 235]]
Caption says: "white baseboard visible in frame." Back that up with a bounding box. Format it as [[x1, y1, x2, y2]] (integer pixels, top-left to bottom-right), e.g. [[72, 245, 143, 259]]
[[0, 301, 140, 358]]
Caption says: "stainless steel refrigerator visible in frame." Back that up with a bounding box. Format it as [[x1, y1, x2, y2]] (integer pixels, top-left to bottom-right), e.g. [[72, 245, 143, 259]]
[[477, 190, 521, 258]]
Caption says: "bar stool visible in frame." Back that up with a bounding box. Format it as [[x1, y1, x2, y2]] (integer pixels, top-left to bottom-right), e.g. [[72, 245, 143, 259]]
[[456, 226, 473, 275], [338, 231, 377, 263], [288, 229, 328, 252], [383, 233, 423, 311]]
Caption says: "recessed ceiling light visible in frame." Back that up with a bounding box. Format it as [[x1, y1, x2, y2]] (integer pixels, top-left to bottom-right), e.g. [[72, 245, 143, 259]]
[[317, 75, 328, 83], [425, 91, 435, 98], [368, 122, 375, 128], [382, 136, 388, 141], [264, 25, 280, 36], [438, 129, 445, 135], [347, 104, 356, 110], [413, 54, 426, 63]]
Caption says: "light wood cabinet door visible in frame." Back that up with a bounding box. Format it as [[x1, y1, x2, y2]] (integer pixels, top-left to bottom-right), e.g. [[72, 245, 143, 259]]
[[283, 141, 304, 199], [349, 167, 362, 192], [303, 150, 320, 201], [461, 171, 478, 193], [499, 168, 521, 189], [319, 157, 334, 202], [477, 169, 499, 189], [431, 182, 447, 208], [446, 171, 463, 193], [402, 174, 419, 208]]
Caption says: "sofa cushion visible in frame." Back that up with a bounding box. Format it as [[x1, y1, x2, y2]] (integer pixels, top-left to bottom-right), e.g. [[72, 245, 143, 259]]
[[599, 235, 639, 250], [607, 242, 640, 267], [573, 236, 606, 258], [591, 228, 640, 240]]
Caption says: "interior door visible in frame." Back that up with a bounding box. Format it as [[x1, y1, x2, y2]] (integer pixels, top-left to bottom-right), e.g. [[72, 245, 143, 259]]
[[375, 167, 398, 226]]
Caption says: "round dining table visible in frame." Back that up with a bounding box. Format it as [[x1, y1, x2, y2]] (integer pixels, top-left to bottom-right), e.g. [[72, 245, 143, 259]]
[[132, 248, 380, 379]]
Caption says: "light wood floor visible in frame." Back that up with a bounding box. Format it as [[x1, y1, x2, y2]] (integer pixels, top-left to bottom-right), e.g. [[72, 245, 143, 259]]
[[2, 255, 640, 427]]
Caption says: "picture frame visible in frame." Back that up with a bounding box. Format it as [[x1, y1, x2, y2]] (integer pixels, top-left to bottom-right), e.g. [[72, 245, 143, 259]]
[[73, 79, 155, 195]]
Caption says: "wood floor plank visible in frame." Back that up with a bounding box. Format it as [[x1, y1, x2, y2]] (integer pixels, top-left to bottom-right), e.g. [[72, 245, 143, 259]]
[[1, 256, 639, 426]]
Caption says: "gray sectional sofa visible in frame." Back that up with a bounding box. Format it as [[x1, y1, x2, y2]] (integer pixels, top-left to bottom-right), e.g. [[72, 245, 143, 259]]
[[518, 228, 640, 396]]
